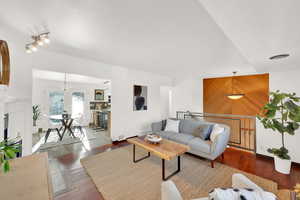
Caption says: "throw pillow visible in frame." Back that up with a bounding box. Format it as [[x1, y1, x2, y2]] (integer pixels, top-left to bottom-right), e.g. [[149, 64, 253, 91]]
[[161, 120, 167, 131], [210, 124, 225, 142], [208, 188, 277, 200], [192, 124, 213, 140], [164, 119, 180, 132]]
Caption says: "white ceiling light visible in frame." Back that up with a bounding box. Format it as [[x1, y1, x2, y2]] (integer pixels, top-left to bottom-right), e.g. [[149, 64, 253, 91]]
[[226, 71, 245, 100], [25, 32, 50, 53]]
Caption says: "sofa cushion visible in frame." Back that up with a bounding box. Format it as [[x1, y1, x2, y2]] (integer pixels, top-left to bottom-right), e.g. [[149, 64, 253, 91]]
[[157, 131, 179, 140], [179, 119, 214, 135], [165, 119, 180, 132], [168, 133, 195, 145], [192, 124, 214, 140], [210, 124, 225, 142], [188, 138, 212, 154], [179, 119, 202, 134]]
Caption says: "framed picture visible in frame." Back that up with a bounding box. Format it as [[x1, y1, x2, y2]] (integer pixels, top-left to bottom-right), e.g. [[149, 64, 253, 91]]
[[95, 89, 104, 101], [133, 85, 147, 111]]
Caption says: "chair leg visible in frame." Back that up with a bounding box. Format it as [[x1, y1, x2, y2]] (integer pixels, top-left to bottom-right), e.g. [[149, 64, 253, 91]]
[[79, 126, 83, 135], [44, 129, 51, 143], [210, 160, 214, 168], [56, 128, 62, 140], [221, 153, 225, 160]]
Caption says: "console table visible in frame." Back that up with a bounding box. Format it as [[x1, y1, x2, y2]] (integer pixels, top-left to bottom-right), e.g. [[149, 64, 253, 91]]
[[0, 152, 53, 200]]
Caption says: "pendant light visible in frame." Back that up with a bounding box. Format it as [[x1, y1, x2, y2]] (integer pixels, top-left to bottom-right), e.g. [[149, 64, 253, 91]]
[[226, 71, 245, 100]]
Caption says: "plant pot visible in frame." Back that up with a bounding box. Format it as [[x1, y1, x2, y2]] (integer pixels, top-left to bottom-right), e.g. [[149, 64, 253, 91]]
[[274, 156, 291, 174]]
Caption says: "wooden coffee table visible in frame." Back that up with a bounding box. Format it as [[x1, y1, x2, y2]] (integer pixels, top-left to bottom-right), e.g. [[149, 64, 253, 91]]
[[127, 137, 190, 181]]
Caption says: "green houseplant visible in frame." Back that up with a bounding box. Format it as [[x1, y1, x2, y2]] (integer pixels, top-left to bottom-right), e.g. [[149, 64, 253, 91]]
[[0, 139, 20, 173], [257, 90, 300, 174], [33, 105, 41, 132]]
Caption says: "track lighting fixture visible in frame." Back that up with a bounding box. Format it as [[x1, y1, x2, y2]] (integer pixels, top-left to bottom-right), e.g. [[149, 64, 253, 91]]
[[25, 32, 50, 53]]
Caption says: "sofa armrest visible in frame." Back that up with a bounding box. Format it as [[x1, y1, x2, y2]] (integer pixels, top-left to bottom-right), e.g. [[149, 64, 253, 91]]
[[232, 173, 264, 192], [161, 181, 183, 200], [151, 121, 163, 132]]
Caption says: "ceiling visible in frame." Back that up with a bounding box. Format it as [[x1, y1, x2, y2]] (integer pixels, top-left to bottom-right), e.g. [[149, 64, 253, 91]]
[[33, 69, 109, 84], [0, 0, 298, 78], [200, 0, 300, 72]]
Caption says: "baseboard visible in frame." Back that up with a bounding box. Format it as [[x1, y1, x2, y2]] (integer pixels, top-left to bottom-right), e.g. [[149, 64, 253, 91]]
[[256, 153, 300, 167], [112, 135, 137, 144]]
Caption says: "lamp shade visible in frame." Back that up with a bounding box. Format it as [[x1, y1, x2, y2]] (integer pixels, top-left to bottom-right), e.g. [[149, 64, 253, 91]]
[[226, 94, 245, 100]]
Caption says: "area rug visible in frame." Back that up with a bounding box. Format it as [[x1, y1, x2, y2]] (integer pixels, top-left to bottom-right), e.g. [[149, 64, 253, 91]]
[[81, 145, 277, 200]]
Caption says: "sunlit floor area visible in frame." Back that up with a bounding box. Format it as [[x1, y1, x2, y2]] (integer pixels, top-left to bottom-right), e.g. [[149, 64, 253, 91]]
[[33, 127, 111, 157], [32, 127, 112, 196]]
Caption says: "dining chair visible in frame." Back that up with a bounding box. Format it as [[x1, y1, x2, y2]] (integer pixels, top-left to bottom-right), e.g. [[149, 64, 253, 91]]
[[43, 114, 62, 143], [72, 114, 84, 135]]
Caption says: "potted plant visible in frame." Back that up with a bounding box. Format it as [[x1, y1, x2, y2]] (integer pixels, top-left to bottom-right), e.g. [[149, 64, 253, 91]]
[[257, 90, 300, 174], [0, 139, 20, 173], [33, 105, 41, 133]]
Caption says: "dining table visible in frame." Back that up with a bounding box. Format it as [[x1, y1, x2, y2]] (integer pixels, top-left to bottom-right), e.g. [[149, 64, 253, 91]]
[[50, 114, 76, 140]]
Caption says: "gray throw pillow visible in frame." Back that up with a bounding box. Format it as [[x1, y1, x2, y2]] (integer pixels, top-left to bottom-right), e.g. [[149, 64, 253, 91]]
[[192, 124, 213, 140]]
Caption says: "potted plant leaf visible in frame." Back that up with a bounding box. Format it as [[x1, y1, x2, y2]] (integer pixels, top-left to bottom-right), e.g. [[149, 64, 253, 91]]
[[257, 90, 300, 174], [33, 105, 41, 133], [0, 139, 20, 173]]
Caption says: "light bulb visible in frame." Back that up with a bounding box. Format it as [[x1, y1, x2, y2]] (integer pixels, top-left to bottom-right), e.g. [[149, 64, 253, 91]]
[[25, 48, 32, 54], [43, 37, 50, 44], [37, 39, 44, 46], [30, 44, 38, 52]]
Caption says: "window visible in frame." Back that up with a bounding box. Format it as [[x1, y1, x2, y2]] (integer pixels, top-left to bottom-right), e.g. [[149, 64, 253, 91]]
[[49, 91, 64, 116], [72, 92, 84, 117]]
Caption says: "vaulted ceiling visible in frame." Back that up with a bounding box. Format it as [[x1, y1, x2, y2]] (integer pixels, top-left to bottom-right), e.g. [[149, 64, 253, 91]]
[[0, 0, 298, 79], [200, 0, 300, 73]]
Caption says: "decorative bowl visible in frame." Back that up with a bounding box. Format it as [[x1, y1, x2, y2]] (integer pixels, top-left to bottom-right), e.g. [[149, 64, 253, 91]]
[[145, 134, 162, 144]]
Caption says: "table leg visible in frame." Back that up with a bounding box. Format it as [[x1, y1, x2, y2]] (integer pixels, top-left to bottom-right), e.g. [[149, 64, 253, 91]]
[[133, 144, 150, 163], [162, 156, 181, 181], [66, 119, 75, 138]]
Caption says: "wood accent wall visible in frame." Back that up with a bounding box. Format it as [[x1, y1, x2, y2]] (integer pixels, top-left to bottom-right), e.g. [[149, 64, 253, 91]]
[[203, 73, 269, 116]]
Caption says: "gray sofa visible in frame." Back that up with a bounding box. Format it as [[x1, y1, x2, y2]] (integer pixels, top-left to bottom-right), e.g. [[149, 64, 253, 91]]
[[151, 119, 230, 168]]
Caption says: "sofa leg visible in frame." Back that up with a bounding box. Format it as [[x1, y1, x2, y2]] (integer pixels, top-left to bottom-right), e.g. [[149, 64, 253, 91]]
[[210, 160, 214, 168]]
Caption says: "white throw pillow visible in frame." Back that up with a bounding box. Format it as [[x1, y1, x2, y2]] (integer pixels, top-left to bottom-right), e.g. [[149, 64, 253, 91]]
[[210, 124, 224, 142], [164, 119, 180, 132]]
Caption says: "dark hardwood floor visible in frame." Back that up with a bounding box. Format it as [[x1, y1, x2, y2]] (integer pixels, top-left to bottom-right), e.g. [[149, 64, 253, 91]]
[[54, 142, 300, 200]]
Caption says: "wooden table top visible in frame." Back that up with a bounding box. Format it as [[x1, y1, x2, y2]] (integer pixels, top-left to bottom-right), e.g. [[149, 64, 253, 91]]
[[127, 137, 190, 160], [0, 152, 53, 200]]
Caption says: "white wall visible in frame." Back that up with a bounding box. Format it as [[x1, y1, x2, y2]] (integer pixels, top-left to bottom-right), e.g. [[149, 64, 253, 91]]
[[32, 78, 110, 129], [111, 67, 172, 141], [171, 78, 203, 117], [0, 30, 33, 156], [256, 70, 300, 163], [160, 86, 172, 119]]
